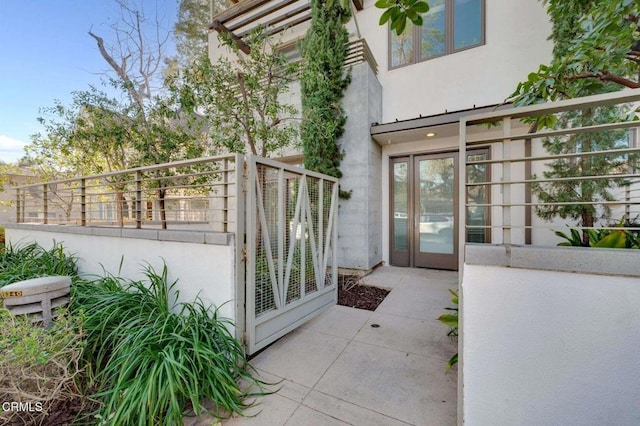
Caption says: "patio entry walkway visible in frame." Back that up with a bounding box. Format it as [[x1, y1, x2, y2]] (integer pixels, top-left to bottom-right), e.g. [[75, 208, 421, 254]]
[[189, 266, 459, 426]]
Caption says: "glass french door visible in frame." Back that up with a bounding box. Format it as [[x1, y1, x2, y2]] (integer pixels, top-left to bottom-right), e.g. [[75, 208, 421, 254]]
[[391, 150, 489, 270], [414, 153, 457, 269], [391, 152, 459, 270]]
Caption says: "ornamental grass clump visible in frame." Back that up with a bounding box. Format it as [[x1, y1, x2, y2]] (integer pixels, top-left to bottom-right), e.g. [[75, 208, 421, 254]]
[[0, 242, 77, 288], [72, 265, 262, 425]]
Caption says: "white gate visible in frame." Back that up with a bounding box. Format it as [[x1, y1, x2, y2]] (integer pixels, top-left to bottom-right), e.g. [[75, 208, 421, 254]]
[[245, 155, 339, 354]]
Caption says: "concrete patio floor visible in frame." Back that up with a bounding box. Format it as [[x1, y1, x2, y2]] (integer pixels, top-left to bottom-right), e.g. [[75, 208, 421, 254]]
[[186, 266, 458, 426]]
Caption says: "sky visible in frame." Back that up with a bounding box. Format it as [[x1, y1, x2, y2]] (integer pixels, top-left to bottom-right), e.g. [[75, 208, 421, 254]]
[[0, 0, 178, 163]]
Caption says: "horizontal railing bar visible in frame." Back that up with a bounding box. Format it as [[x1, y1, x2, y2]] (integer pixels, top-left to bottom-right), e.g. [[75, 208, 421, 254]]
[[467, 120, 640, 145], [465, 225, 640, 231], [469, 201, 640, 207], [467, 172, 639, 186], [14, 154, 237, 190], [255, 156, 339, 182], [467, 147, 640, 166], [463, 88, 640, 126]]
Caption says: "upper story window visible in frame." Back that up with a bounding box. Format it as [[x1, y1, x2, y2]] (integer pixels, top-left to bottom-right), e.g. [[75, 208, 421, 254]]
[[389, 0, 485, 69]]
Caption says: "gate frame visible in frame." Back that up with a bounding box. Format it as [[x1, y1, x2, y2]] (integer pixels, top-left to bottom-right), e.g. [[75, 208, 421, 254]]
[[243, 154, 339, 355]]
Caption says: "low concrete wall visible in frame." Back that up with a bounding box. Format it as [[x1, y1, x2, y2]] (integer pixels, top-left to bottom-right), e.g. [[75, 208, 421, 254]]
[[4, 225, 238, 323], [462, 245, 640, 425]]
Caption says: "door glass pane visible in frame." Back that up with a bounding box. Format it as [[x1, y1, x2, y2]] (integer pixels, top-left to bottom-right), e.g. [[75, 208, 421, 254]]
[[390, 24, 415, 68], [393, 162, 409, 251], [421, 0, 445, 60], [454, 0, 482, 50], [418, 157, 454, 254], [466, 151, 488, 243]]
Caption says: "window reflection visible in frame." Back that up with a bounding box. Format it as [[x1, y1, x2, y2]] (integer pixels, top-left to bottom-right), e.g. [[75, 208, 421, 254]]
[[421, 0, 445, 60], [393, 162, 409, 251], [390, 25, 415, 68], [454, 0, 482, 50], [390, 0, 484, 69]]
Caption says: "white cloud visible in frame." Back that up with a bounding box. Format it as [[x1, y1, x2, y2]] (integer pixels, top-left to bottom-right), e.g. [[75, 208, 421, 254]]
[[0, 135, 27, 163]]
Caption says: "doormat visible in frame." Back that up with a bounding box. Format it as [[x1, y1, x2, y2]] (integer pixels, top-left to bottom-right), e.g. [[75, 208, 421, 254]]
[[337, 276, 389, 311]]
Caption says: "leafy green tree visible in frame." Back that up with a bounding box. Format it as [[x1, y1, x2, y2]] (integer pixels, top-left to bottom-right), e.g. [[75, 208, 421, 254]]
[[530, 108, 632, 243], [511, 0, 640, 244], [31, 87, 135, 175], [300, 0, 351, 187], [512, 0, 640, 106], [87, 0, 209, 228], [174, 0, 216, 66], [175, 31, 299, 158]]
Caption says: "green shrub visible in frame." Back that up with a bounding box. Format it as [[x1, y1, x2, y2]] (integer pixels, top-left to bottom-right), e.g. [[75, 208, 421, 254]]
[[0, 307, 86, 425], [0, 243, 78, 288], [555, 219, 640, 249], [0, 226, 5, 249], [72, 265, 265, 425]]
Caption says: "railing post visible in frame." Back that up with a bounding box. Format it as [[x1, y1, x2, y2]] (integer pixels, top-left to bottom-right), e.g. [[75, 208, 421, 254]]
[[136, 171, 142, 229], [81, 179, 86, 226], [43, 184, 48, 225], [223, 158, 229, 233], [15, 189, 21, 224], [502, 117, 511, 246]]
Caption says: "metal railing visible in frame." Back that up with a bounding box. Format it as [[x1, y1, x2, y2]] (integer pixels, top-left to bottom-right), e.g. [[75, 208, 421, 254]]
[[459, 89, 640, 258], [14, 154, 241, 232]]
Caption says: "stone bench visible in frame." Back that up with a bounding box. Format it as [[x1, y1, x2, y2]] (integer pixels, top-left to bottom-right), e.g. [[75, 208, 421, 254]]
[[0, 276, 72, 325]]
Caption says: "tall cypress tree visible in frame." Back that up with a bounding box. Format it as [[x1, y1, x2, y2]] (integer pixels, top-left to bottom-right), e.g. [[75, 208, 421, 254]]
[[300, 0, 351, 188]]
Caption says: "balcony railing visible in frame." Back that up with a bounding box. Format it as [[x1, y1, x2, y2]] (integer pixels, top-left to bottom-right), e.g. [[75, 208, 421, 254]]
[[459, 89, 640, 259], [14, 154, 241, 233]]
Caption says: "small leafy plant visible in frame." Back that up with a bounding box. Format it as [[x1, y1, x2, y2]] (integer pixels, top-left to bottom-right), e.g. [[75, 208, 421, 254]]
[[72, 265, 266, 425], [0, 307, 86, 425], [555, 218, 640, 249], [437, 289, 459, 372]]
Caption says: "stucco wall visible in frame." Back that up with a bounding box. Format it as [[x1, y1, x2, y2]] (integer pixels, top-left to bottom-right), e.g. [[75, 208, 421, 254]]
[[4, 225, 238, 323], [462, 246, 640, 425], [356, 0, 553, 123]]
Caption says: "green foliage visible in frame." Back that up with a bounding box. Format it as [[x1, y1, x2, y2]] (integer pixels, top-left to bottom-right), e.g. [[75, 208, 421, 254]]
[[510, 1, 640, 237], [530, 106, 637, 237], [555, 219, 640, 248], [327, 0, 429, 35], [375, 0, 430, 36], [0, 307, 86, 425], [28, 86, 137, 178], [176, 30, 298, 157], [511, 0, 640, 107], [0, 243, 77, 288], [72, 265, 265, 424], [174, 0, 211, 66], [437, 289, 458, 372], [300, 0, 351, 193]]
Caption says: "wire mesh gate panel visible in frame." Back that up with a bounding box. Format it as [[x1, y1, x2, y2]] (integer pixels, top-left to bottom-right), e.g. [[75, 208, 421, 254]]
[[245, 156, 339, 354]]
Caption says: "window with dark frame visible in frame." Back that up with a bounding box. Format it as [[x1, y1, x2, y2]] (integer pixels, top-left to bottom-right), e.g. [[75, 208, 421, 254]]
[[389, 0, 484, 69]]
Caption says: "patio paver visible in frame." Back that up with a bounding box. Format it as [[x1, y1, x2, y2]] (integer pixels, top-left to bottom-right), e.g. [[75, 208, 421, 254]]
[[191, 266, 458, 426]]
